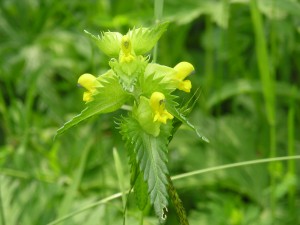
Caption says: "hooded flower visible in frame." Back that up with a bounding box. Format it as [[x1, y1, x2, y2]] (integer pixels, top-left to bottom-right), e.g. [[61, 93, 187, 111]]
[[119, 35, 135, 63], [77, 73, 99, 102], [172, 62, 195, 92], [150, 92, 173, 124]]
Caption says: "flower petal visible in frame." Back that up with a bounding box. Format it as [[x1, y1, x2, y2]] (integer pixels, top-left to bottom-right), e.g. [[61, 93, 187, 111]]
[[174, 62, 195, 80], [150, 92, 173, 124], [78, 73, 97, 91]]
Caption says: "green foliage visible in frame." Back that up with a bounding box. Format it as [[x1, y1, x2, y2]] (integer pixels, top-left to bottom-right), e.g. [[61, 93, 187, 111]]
[[128, 22, 169, 55], [120, 116, 172, 223], [134, 172, 149, 211], [84, 30, 123, 58], [55, 21, 199, 224], [1, 0, 300, 224], [56, 74, 131, 137]]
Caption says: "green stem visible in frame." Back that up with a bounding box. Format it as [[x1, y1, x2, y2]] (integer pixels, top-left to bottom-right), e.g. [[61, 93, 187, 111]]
[[288, 86, 296, 208], [0, 180, 6, 225], [270, 123, 276, 218], [153, 0, 164, 63], [139, 210, 144, 225], [46, 155, 300, 225], [57, 138, 93, 219], [250, 0, 276, 220], [168, 176, 189, 225], [47, 192, 125, 225], [204, 16, 214, 97], [172, 155, 300, 181]]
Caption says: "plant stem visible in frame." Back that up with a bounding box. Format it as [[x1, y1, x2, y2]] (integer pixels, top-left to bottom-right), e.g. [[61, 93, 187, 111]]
[[0, 180, 6, 225], [168, 176, 189, 225], [46, 155, 300, 225], [153, 0, 164, 63], [250, 0, 276, 220], [172, 155, 300, 181], [288, 86, 296, 209]]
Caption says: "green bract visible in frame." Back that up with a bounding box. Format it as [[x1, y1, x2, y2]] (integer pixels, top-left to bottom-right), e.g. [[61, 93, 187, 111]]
[[56, 22, 208, 224], [84, 22, 169, 57]]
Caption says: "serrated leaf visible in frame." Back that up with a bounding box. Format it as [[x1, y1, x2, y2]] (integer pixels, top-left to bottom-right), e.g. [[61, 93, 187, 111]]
[[84, 30, 122, 57], [121, 117, 171, 222], [128, 22, 169, 55], [169, 89, 201, 140], [55, 75, 130, 138], [167, 100, 209, 143], [138, 70, 174, 98]]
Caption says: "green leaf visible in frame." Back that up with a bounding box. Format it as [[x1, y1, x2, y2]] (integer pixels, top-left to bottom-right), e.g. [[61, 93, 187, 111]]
[[128, 22, 169, 55], [84, 30, 122, 57], [109, 55, 148, 92], [138, 69, 174, 98], [120, 117, 171, 222], [167, 99, 209, 143], [134, 172, 149, 211], [55, 74, 130, 138], [206, 79, 300, 109], [169, 89, 201, 140]]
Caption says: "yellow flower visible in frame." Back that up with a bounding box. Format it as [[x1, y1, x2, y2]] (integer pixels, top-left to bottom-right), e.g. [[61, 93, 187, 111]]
[[77, 73, 98, 102], [120, 35, 135, 63], [173, 62, 195, 92], [150, 92, 173, 124]]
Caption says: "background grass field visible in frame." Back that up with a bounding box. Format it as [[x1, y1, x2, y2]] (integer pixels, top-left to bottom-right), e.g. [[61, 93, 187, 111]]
[[0, 0, 299, 224]]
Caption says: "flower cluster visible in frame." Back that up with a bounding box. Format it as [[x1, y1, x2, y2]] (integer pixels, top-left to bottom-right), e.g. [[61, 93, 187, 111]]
[[77, 24, 195, 136], [57, 22, 200, 223]]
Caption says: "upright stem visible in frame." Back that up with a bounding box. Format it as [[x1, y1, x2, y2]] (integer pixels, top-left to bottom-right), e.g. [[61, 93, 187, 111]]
[[153, 0, 164, 63], [0, 181, 6, 225], [250, 0, 276, 220], [288, 86, 296, 210]]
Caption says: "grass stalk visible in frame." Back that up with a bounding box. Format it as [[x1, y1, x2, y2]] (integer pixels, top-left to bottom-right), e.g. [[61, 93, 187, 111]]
[[204, 16, 214, 97], [57, 137, 94, 219], [249, 0, 276, 220], [0, 181, 6, 225], [112, 148, 127, 224], [46, 155, 300, 225], [288, 86, 296, 209]]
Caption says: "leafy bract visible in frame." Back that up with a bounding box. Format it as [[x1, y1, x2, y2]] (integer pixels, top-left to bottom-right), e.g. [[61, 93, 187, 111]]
[[138, 69, 175, 98], [85, 22, 169, 57], [121, 116, 172, 222], [55, 74, 130, 138], [128, 22, 169, 55], [84, 30, 122, 57], [167, 95, 209, 143]]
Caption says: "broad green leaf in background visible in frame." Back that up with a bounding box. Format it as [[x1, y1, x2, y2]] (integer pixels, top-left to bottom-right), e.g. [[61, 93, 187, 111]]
[[206, 79, 300, 109]]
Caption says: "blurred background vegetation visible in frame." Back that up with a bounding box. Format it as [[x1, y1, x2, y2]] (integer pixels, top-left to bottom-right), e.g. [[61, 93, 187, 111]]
[[0, 0, 299, 224]]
